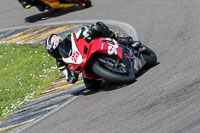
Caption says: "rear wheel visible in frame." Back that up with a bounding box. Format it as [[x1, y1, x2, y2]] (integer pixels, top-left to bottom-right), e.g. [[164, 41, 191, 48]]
[[140, 45, 157, 68], [79, 0, 91, 7], [82, 0, 92, 7], [92, 57, 135, 83]]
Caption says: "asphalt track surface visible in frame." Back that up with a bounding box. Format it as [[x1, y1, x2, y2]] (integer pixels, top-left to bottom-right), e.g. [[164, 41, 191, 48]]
[[1, 0, 200, 133]]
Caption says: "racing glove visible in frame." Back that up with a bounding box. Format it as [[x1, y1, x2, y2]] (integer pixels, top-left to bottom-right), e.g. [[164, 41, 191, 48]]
[[65, 68, 79, 84]]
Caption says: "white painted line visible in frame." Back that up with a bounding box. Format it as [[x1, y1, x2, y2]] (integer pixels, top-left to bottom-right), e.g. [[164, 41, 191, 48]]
[[0, 20, 138, 40], [16, 95, 79, 133]]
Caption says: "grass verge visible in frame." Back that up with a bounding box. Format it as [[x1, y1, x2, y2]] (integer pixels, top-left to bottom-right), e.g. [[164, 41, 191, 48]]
[[0, 43, 59, 120]]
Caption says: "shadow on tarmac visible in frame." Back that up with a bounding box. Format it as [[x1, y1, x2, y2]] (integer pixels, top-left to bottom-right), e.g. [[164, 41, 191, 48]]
[[24, 6, 92, 23], [80, 62, 160, 95]]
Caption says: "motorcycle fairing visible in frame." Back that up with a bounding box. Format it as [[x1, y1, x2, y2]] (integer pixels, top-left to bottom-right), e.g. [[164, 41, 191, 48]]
[[99, 38, 134, 73], [121, 48, 134, 73], [64, 36, 135, 79], [83, 38, 135, 78], [86, 38, 123, 59], [62, 34, 83, 65], [41, 0, 76, 9]]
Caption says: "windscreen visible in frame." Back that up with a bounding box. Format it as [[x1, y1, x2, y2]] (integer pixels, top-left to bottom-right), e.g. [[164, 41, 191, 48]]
[[58, 41, 72, 58]]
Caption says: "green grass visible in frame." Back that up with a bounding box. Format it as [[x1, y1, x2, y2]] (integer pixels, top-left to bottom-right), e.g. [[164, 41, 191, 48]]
[[0, 43, 59, 120]]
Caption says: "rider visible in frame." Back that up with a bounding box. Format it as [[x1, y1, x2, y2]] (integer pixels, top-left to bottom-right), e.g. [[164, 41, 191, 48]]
[[45, 21, 139, 84], [18, 0, 46, 11]]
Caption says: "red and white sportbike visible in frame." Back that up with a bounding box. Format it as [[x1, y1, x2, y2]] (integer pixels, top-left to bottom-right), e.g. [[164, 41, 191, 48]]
[[61, 34, 157, 90]]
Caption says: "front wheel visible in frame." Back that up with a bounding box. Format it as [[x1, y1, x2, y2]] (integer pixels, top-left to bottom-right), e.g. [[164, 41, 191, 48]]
[[92, 58, 135, 83], [83, 76, 102, 90]]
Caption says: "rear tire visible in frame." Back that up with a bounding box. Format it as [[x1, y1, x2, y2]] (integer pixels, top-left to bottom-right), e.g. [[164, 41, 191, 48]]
[[141, 45, 157, 68], [81, 0, 91, 7]]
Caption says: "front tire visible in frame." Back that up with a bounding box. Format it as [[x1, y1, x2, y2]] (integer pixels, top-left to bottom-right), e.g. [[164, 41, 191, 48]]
[[92, 61, 135, 83], [83, 76, 102, 90]]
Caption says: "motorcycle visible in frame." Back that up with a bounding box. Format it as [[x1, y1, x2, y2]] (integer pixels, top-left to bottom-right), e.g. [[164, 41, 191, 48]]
[[61, 34, 157, 90], [20, 0, 92, 12]]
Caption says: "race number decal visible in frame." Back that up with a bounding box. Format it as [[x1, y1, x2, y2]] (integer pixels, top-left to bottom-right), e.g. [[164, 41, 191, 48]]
[[71, 51, 80, 62], [107, 38, 119, 55], [62, 35, 83, 64], [108, 46, 117, 55]]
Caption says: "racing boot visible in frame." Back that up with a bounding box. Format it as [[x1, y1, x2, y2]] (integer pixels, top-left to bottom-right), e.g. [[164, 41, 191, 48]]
[[91, 21, 118, 38], [117, 36, 140, 49], [117, 36, 133, 46]]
